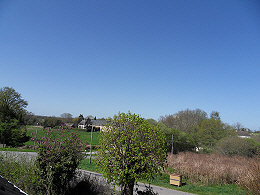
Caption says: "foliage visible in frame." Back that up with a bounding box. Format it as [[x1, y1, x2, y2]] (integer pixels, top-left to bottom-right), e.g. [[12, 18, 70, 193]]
[[0, 153, 41, 194], [0, 87, 28, 116], [145, 118, 158, 126], [43, 117, 63, 128], [97, 112, 167, 195], [159, 109, 207, 133], [251, 134, 260, 143], [214, 136, 259, 157], [195, 118, 235, 149], [0, 87, 30, 146], [158, 122, 196, 153], [34, 128, 87, 195]]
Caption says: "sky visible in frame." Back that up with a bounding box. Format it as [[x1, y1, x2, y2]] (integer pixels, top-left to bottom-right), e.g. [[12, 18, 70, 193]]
[[0, 0, 260, 130]]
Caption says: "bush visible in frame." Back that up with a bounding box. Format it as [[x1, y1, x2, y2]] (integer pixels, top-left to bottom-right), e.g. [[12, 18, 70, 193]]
[[34, 128, 87, 195], [214, 136, 259, 157], [0, 153, 41, 194]]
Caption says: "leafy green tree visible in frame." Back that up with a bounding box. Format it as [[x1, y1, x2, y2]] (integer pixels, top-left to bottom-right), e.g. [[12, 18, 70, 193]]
[[145, 118, 158, 126], [97, 112, 167, 195], [43, 117, 62, 128], [158, 122, 196, 153], [0, 87, 29, 146], [196, 118, 235, 149]]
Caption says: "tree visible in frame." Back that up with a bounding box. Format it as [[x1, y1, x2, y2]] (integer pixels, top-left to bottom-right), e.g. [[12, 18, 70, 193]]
[[97, 112, 167, 195], [0, 87, 28, 116], [0, 87, 29, 146], [60, 113, 72, 119], [196, 118, 235, 149], [159, 109, 207, 133], [158, 122, 196, 154], [210, 111, 220, 120], [60, 113, 73, 123], [43, 117, 62, 128], [233, 122, 243, 131], [145, 118, 158, 126]]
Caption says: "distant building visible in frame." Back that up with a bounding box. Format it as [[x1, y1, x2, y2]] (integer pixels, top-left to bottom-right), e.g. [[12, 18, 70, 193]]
[[236, 130, 251, 138], [78, 118, 107, 131]]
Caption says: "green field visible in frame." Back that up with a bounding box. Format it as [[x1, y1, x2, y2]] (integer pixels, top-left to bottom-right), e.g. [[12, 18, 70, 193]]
[[0, 147, 36, 152], [25, 126, 101, 146]]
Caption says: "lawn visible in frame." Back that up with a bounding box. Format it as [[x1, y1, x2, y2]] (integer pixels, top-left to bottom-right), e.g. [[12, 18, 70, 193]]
[[0, 147, 36, 152], [79, 159, 247, 195], [25, 126, 101, 146]]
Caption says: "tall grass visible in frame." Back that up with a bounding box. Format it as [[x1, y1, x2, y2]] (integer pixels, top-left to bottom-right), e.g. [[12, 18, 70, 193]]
[[167, 152, 260, 194]]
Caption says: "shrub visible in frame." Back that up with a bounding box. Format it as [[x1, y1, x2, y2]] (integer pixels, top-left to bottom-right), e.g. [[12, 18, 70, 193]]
[[214, 136, 259, 157], [34, 128, 87, 195], [0, 153, 41, 194]]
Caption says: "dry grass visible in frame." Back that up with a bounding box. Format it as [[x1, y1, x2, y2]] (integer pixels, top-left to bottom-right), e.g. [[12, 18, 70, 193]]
[[167, 152, 260, 194]]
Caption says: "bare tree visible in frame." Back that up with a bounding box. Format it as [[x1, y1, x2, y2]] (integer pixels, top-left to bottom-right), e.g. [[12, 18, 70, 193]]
[[159, 109, 207, 133], [60, 113, 73, 119], [60, 113, 73, 123], [233, 122, 243, 131]]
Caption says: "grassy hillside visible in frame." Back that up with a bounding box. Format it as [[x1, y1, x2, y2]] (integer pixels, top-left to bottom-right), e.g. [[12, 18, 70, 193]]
[[25, 126, 100, 146]]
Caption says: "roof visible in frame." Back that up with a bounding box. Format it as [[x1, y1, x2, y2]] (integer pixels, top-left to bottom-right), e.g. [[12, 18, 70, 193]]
[[78, 120, 86, 125], [78, 119, 107, 126], [91, 119, 107, 126]]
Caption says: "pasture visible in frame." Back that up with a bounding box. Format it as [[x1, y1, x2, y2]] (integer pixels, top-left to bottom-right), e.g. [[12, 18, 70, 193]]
[[25, 126, 101, 146]]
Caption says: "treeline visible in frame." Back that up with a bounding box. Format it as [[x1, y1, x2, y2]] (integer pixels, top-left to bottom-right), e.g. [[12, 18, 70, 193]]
[[147, 109, 259, 157], [24, 113, 72, 128], [24, 113, 102, 128], [0, 87, 30, 147]]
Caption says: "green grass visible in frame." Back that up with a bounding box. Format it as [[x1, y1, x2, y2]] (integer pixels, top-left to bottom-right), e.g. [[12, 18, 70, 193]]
[[0, 147, 36, 152], [140, 173, 247, 195], [79, 159, 247, 195], [25, 126, 101, 146], [79, 158, 98, 172]]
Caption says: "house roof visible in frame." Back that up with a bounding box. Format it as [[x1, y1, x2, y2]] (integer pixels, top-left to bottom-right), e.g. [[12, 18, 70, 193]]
[[91, 119, 107, 126], [78, 119, 86, 125], [78, 119, 107, 126]]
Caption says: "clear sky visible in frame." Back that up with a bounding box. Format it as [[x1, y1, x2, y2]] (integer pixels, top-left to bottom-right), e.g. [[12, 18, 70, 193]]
[[0, 0, 259, 130]]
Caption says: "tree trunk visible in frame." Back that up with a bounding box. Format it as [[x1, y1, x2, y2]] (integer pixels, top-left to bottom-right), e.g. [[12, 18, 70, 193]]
[[121, 181, 134, 195]]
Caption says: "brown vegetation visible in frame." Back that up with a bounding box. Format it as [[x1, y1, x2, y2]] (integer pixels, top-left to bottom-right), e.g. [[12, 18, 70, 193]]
[[167, 152, 260, 194]]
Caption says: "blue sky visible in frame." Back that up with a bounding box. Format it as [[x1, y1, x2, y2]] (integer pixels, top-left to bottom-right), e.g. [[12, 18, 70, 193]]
[[0, 0, 259, 130]]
